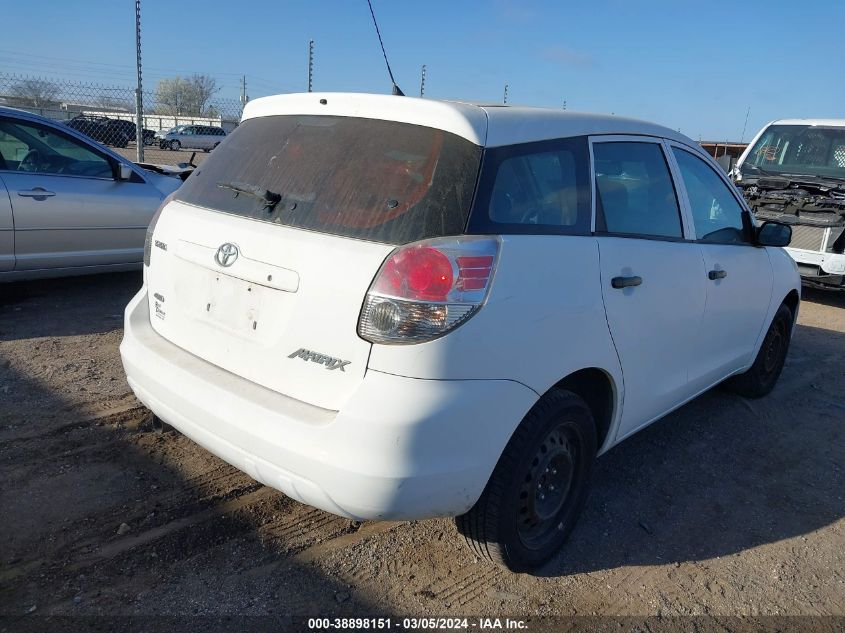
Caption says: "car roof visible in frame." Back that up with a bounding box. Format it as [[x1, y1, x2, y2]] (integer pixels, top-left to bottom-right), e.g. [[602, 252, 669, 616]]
[[766, 118, 845, 127], [242, 92, 700, 151]]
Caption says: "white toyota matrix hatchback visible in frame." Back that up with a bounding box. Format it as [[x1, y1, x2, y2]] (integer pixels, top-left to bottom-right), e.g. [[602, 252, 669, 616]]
[[121, 93, 800, 571]]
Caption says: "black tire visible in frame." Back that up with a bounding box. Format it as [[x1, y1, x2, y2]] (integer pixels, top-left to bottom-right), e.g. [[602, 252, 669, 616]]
[[456, 389, 597, 572], [170, 140, 181, 151], [724, 303, 793, 398]]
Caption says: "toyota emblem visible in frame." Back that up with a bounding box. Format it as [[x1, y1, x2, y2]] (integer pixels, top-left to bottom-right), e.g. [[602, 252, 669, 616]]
[[214, 243, 239, 267]]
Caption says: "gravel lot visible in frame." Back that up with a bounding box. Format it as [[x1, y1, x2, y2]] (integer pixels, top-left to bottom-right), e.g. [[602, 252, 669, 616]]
[[1, 272, 843, 623]]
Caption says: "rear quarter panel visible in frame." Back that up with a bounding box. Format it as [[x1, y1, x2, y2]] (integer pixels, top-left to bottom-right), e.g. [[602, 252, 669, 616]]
[[367, 235, 623, 448]]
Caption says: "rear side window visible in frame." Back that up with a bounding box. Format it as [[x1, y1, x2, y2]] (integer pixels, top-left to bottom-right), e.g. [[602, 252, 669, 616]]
[[176, 115, 482, 245], [467, 137, 591, 235], [594, 141, 682, 239]]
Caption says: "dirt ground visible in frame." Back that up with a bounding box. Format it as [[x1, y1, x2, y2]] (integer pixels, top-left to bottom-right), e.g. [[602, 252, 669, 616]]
[[1, 272, 843, 625]]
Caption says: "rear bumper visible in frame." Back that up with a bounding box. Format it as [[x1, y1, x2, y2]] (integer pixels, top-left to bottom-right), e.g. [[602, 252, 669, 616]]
[[120, 288, 537, 520]]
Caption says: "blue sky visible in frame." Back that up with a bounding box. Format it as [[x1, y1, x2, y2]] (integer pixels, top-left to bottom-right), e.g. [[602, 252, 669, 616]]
[[2, 0, 843, 141]]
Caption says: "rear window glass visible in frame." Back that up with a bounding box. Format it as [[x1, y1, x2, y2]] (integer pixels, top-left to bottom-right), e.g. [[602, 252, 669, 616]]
[[176, 115, 482, 245]]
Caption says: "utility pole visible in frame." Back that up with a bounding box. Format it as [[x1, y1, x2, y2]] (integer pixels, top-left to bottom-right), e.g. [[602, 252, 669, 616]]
[[134, 0, 144, 162], [240, 75, 248, 105], [419, 64, 426, 98], [740, 106, 751, 143], [503, 83, 508, 104], [307, 40, 314, 92]]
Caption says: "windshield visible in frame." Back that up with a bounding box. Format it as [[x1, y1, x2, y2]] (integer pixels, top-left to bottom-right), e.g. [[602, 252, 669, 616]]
[[175, 115, 482, 244], [742, 124, 845, 180]]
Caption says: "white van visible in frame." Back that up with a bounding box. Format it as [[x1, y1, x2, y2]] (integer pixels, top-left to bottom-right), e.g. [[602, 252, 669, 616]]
[[160, 124, 226, 152], [732, 119, 845, 288], [121, 93, 799, 571]]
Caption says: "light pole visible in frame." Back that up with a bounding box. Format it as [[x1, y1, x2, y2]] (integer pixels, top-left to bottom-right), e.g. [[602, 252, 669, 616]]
[[420, 64, 426, 98], [308, 40, 314, 92]]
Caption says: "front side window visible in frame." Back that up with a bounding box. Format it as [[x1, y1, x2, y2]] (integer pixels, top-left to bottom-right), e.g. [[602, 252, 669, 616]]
[[0, 118, 112, 178], [673, 148, 748, 244], [593, 141, 682, 239], [468, 137, 591, 234]]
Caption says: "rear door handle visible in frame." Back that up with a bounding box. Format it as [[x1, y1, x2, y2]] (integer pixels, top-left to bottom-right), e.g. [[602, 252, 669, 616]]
[[611, 275, 643, 289], [708, 269, 728, 280], [17, 188, 56, 198]]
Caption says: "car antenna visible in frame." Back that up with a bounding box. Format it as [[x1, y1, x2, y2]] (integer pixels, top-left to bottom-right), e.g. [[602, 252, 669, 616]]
[[365, 0, 404, 96]]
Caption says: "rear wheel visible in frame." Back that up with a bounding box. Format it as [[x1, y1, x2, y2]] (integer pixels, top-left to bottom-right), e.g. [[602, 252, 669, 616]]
[[725, 303, 793, 398], [456, 389, 597, 572]]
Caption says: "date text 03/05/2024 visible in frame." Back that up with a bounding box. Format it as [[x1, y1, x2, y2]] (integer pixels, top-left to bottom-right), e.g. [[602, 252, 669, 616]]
[[307, 617, 529, 630]]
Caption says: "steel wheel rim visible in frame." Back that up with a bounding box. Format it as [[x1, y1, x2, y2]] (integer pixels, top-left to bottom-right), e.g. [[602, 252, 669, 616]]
[[763, 320, 786, 374], [517, 423, 579, 549]]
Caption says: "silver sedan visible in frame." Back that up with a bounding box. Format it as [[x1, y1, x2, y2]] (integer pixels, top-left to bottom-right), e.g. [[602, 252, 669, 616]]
[[0, 107, 181, 281]]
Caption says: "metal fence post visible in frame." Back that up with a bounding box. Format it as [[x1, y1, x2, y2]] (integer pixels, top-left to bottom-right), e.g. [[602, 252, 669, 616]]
[[134, 0, 144, 162]]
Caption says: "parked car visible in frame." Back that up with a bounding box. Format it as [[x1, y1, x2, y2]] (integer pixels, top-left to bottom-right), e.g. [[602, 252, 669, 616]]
[[156, 125, 182, 142], [106, 118, 157, 146], [731, 119, 845, 289], [64, 115, 156, 148], [65, 115, 130, 148], [0, 107, 182, 281], [160, 124, 226, 152], [121, 93, 799, 572]]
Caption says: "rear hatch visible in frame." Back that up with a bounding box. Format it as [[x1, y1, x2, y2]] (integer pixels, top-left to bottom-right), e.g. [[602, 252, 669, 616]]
[[145, 112, 482, 411]]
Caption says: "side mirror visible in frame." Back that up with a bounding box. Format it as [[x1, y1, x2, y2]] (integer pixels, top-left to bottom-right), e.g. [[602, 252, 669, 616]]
[[757, 221, 792, 247], [118, 163, 134, 181]]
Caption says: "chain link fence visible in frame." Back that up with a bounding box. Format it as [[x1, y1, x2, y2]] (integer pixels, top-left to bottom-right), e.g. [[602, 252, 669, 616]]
[[0, 72, 244, 166]]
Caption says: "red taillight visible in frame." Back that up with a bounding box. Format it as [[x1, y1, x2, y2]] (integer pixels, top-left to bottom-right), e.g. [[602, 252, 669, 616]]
[[359, 236, 500, 344], [374, 246, 454, 301], [456, 256, 494, 291]]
